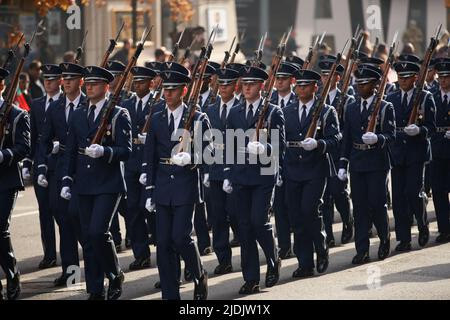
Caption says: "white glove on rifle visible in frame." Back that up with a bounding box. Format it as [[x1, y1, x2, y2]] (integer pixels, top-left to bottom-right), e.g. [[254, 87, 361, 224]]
[[171, 152, 191, 167], [139, 173, 147, 186], [138, 133, 147, 144], [445, 131, 450, 140], [404, 124, 420, 137], [145, 198, 155, 213], [362, 132, 378, 145], [337, 169, 348, 182], [202, 173, 210, 188], [37, 174, 49, 188], [222, 179, 233, 194], [85, 144, 104, 159], [301, 138, 318, 151], [247, 141, 265, 155], [0, 151, 3, 164], [51, 141, 60, 154], [60, 187, 72, 200], [22, 168, 31, 181]]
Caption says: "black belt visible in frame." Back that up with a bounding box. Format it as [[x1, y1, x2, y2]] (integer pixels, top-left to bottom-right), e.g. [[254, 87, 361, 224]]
[[286, 141, 302, 148], [353, 143, 376, 151]]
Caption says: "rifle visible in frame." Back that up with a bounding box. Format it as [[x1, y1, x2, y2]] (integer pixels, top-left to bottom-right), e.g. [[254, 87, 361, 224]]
[[209, 36, 236, 105], [0, 30, 37, 147], [2, 33, 23, 70], [254, 27, 292, 140], [74, 30, 88, 65], [91, 26, 153, 146], [177, 27, 217, 153], [335, 31, 364, 119], [100, 22, 125, 68], [366, 33, 398, 133], [372, 36, 379, 57], [303, 31, 326, 70], [305, 43, 347, 139], [251, 32, 267, 67], [408, 24, 442, 126], [229, 30, 245, 64], [140, 30, 187, 134], [179, 36, 196, 65]]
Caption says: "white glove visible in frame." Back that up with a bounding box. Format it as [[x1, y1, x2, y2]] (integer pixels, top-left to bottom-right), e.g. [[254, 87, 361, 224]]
[[404, 124, 420, 137], [202, 173, 210, 188], [301, 138, 318, 151], [60, 186, 72, 200], [0, 151, 3, 164], [337, 169, 348, 182], [276, 173, 283, 187], [138, 133, 147, 144], [51, 141, 60, 154], [171, 152, 191, 167], [37, 174, 49, 188], [362, 132, 378, 145], [22, 168, 31, 180], [222, 179, 233, 194], [145, 198, 155, 212], [445, 131, 450, 140], [247, 141, 265, 155], [85, 144, 104, 159], [139, 173, 147, 186]]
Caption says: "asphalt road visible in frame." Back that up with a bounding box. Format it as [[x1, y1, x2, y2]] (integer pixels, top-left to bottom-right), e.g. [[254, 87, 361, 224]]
[[5, 186, 450, 300]]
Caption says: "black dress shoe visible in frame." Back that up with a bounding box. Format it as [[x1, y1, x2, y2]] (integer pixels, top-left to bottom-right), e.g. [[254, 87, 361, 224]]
[[278, 247, 294, 260], [238, 281, 260, 295], [154, 280, 161, 289], [378, 238, 390, 260], [395, 241, 412, 252], [292, 266, 314, 279], [184, 268, 193, 282], [7, 273, 21, 300], [38, 258, 57, 270], [194, 271, 208, 300], [326, 238, 336, 248], [107, 271, 124, 300], [201, 246, 212, 256], [115, 244, 123, 253], [129, 257, 151, 271], [88, 293, 105, 300], [341, 222, 354, 244], [368, 228, 375, 238], [148, 235, 156, 246], [54, 274, 70, 287], [436, 233, 450, 243], [418, 227, 430, 247], [316, 248, 329, 274], [352, 252, 370, 265], [265, 258, 281, 287], [214, 263, 233, 275], [229, 238, 240, 248], [125, 237, 132, 249]]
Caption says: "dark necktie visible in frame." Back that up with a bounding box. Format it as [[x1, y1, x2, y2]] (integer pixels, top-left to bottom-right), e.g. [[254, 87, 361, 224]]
[[199, 95, 203, 109], [326, 95, 331, 105], [68, 102, 74, 123], [169, 112, 175, 135], [221, 104, 227, 126], [280, 98, 285, 109], [300, 105, 307, 127], [88, 105, 96, 128], [47, 97, 53, 110], [401, 92, 408, 110], [443, 94, 448, 108], [137, 99, 143, 118], [246, 104, 254, 126]]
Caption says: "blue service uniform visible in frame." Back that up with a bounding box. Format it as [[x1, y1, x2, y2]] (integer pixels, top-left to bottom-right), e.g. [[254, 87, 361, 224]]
[[270, 90, 297, 253], [430, 90, 450, 235], [386, 89, 436, 243], [37, 94, 87, 277], [283, 99, 340, 269], [143, 104, 210, 300], [205, 96, 240, 267], [62, 99, 131, 295], [25, 94, 58, 262], [340, 96, 396, 254], [225, 99, 285, 283], [0, 105, 30, 284], [322, 89, 354, 244], [121, 94, 165, 260]]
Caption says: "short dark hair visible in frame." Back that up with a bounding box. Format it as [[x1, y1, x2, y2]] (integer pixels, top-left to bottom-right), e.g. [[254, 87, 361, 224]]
[[155, 48, 165, 58], [19, 72, 30, 81], [29, 60, 42, 70]]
